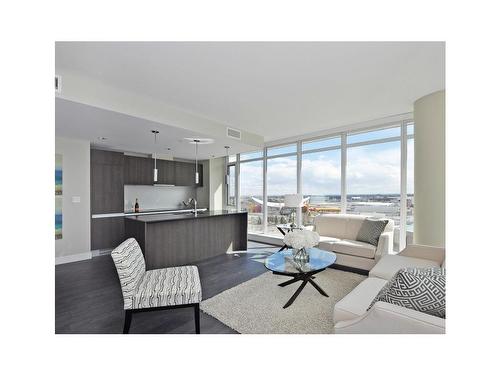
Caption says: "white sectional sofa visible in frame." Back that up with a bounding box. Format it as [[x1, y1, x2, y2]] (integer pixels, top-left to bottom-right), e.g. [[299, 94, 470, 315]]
[[333, 244, 446, 334], [313, 214, 394, 271]]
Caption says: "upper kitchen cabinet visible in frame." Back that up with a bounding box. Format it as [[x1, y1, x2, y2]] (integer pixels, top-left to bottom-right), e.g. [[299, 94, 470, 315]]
[[124, 155, 154, 185], [174, 161, 203, 187], [121, 155, 202, 187], [156, 159, 176, 185], [91, 149, 125, 214]]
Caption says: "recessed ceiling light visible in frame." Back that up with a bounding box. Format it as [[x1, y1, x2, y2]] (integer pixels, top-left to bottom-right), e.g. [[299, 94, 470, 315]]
[[98, 137, 108, 141], [184, 137, 214, 145]]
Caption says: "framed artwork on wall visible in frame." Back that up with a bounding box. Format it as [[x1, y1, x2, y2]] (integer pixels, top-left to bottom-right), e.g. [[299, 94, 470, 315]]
[[55, 154, 63, 240]]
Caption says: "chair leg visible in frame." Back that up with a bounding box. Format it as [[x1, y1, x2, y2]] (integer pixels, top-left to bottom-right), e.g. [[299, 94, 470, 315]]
[[123, 310, 133, 334], [194, 304, 200, 334]]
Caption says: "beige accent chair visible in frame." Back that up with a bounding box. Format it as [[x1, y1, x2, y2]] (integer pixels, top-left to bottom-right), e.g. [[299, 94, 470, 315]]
[[333, 244, 445, 334], [313, 214, 394, 271]]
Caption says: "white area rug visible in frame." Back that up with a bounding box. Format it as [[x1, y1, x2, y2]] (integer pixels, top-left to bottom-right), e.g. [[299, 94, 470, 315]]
[[201, 269, 366, 334]]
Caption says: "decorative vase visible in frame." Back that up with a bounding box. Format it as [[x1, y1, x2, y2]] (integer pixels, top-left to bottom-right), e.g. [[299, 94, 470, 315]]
[[293, 247, 309, 262]]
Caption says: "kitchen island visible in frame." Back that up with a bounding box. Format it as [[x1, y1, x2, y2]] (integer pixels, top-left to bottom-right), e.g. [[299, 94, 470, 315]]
[[125, 210, 248, 270]]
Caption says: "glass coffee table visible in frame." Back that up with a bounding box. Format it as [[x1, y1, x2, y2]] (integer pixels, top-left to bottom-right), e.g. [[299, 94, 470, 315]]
[[265, 248, 337, 309]]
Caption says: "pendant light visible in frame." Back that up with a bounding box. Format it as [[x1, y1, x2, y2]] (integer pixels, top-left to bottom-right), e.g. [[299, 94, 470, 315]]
[[151, 130, 159, 182], [183, 137, 214, 184], [194, 139, 200, 184]]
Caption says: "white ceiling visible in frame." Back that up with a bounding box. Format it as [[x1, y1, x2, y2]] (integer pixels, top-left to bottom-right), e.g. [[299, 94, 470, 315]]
[[55, 41, 444, 147], [55, 98, 256, 160]]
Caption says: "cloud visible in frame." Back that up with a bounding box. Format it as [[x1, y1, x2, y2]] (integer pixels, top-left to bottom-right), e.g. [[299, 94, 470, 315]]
[[238, 141, 411, 197], [346, 144, 400, 194]]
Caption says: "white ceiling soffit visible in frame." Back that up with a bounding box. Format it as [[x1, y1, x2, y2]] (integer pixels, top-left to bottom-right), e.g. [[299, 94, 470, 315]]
[[55, 41, 444, 142], [55, 98, 257, 160]]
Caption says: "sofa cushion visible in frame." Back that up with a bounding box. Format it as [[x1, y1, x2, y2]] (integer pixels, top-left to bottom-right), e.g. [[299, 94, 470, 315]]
[[356, 218, 388, 246], [369, 254, 440, 280], [314, 214, 348, 238], [319, 238, 377, 259], [333, 277, 388, 323], [343, 215, 368, 240], [318, 235, 340, 244], [368, 267, 446, 318]]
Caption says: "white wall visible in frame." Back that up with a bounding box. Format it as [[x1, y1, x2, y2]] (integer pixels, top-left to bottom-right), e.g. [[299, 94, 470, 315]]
[[55, 137, 91, 264], [413, 90, 445, 247], [209, 157, 225, 210]]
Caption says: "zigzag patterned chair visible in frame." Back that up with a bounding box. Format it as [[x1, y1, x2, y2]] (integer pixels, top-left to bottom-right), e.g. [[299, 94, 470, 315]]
[[111, 238, 202, 334]]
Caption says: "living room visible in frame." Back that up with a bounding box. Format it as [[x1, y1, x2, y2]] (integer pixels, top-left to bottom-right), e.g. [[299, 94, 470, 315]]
[[54, 40, 445, 335], [4, 1, 499, 373]]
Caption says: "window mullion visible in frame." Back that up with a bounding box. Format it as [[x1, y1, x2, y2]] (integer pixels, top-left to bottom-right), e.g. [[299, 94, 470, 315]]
[[263, 148, 268, 234], [341, 133, 347, 214], [235, 154, 241, 211], [297, 140, 302, 226]]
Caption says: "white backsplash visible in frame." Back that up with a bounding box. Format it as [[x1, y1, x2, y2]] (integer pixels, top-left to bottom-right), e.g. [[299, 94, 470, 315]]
[[124, 185, 197, 211]]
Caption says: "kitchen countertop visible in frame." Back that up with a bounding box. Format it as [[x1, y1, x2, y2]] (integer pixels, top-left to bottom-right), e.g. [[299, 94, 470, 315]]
[[123, 207, 185, 214], [124, 210, 247, 223], [91, 207, 207, 219]]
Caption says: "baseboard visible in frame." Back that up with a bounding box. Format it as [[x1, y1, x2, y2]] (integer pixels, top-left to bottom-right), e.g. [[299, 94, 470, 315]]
[[248, 233, 283, 246], [55, 252, 92, 265], [91, 248, 112, 257]]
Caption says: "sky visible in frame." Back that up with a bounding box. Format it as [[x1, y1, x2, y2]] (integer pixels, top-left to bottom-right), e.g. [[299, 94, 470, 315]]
[[237, 139, 414, 197]]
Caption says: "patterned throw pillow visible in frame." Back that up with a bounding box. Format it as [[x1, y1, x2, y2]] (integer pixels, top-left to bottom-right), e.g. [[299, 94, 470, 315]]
[[368, 267, 446, 318], [356, 218, 388, 246]]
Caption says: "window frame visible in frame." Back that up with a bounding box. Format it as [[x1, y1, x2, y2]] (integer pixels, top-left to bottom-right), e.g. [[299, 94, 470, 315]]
[[227, 119, 414, 250]]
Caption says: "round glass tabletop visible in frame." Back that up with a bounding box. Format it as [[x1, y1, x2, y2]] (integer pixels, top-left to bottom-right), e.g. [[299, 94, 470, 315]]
[[265, 248, 337, 274], [276, 224, 304, 230]]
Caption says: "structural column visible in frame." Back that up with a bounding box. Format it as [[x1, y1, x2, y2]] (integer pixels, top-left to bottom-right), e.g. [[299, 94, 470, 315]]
[[413, 90, 445, 247]]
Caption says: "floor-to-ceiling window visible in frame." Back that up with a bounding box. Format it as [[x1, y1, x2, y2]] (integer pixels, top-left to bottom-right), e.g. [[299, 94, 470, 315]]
[[301, 136, 342, 226], [266, 144, 297, 234], [346, 126, 401, 248], [239, 152, 264, 233], [227, 164, 236, 207], [226, 154, 237, 207], [229, 119, 414, 250]]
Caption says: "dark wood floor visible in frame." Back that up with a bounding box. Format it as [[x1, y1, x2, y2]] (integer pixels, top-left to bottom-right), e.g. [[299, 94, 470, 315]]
[[55, 242, 279, 334]]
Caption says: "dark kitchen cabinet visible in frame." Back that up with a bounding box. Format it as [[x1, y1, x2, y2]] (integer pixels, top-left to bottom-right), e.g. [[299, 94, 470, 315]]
[[91, 149, 124, 214], [110, 155, 203, 187], [174, 161, 203, 187], [91, 217, 125, 250], [124, 156, 154, 185], [156, 159, 176, 185]]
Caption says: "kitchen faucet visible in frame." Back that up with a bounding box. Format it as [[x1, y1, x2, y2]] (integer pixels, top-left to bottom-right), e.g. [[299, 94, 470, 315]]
[[182, 197, 198, 216]]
